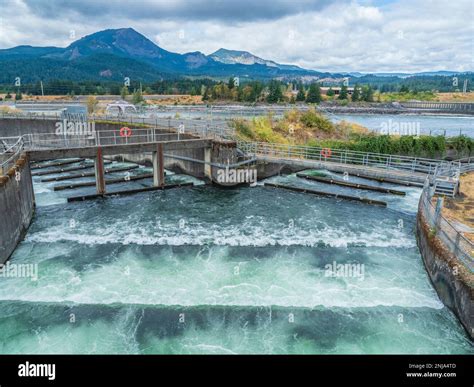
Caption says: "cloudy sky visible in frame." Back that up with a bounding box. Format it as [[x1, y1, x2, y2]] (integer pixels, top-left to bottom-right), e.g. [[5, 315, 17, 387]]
[[0, 0, 472, 73]]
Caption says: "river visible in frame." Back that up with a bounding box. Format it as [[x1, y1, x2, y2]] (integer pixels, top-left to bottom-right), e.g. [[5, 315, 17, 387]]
[[0, 162, 472, 354], [149, 107, 474, 138]]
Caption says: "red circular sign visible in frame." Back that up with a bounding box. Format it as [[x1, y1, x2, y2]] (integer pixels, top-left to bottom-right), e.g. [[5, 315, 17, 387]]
[[321, 148, 332, 158], [119, 127, 132, 138]]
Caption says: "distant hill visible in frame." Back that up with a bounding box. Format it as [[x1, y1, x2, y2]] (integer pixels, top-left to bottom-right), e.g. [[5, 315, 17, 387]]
[[346, 71, 470, 78], [210, 48, 302, 71], [0, 27, 469, 85], [0, 27, 329, 83]]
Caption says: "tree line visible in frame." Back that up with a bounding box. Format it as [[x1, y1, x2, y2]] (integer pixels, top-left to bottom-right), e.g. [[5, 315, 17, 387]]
[[0, 75, 467, 103]]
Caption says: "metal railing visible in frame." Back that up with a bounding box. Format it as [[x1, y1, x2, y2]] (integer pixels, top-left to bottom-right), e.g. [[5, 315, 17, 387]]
[[1, 111, 471, 179], [238, 141, 448, 175], [400, 101, 474, 113], [2, 109, 472, 138], [420, 186, 474, 272], [0, 136, 25, 174], [0, 111, 236, 139], [457, 157, 474, 174], [90, 114, 236, 139], [431, 157, 474, 197], [16, 127, 213, 151]]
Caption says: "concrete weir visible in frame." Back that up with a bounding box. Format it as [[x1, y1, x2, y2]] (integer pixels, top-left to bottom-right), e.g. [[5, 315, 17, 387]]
[[41, 165, 139, 182], [264, 182, 388, 206], [33, 160, 112, 176], [0, 153, 35, 264], [67, 182, 194, 202], [53, 173, 155, 191], [296, 173, 407, 195]]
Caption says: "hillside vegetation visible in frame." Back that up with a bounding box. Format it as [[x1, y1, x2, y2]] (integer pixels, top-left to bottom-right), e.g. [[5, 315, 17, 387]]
[[232, 108, 368, 143], [230, 108, 474, 158]]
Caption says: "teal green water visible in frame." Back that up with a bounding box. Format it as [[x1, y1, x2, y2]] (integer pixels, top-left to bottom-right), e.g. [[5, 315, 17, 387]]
[[0, 163, 472, 354]]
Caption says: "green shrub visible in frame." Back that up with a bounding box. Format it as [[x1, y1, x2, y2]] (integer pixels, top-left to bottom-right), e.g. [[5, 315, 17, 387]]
[[300, 109, 334, 133], [307, 134, 452, 158], [231, 119, 255, 140], [448, 135, 473, 156]]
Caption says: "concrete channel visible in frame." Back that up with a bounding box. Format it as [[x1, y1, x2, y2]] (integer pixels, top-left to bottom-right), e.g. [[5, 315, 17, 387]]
[[1, 117, 472, 345]]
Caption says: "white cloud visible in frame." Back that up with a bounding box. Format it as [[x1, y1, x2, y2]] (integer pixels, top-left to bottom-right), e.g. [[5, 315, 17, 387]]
[[0, 0, 472, 73]]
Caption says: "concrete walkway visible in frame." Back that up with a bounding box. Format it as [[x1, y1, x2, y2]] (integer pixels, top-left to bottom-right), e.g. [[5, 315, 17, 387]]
[[257, 155, 429, 184]]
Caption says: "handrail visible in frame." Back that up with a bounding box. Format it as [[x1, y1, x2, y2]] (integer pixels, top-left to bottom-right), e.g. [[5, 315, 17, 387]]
[[238, 140, 445, 162], [17, 128, 215, 151], [237, 140, 448, 175], [419, 186, 474, 272], [1, 114, 471, 179], [0, 136, 24, 174], [0, 110, 471, 140]]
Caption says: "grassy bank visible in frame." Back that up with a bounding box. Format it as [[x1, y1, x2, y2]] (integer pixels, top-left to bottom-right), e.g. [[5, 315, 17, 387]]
[[377, 91, 438, 102], [230, 108, 473, 158]]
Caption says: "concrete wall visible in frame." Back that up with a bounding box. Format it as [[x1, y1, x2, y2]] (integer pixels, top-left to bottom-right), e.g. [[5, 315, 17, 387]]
[[0, 118, 137, 138], [256, 161, 305, 179], [111, 148, 207, 179], [209, 140, 238, 183], [0, 118, 58, 137], [0, 118, 160, 142], [416, 202, 474, 340], [111, 140, 240, 182], [0, 154, 35, 264]]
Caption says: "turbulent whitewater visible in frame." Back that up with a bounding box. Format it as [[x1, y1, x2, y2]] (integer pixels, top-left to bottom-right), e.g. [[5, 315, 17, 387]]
[[0, 167, 472, 354]]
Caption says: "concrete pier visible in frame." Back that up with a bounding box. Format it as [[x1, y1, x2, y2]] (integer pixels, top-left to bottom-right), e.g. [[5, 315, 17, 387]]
[[94, 147, 106, 195], [204, 148, 212, 180], [152, 143, 165, 187]]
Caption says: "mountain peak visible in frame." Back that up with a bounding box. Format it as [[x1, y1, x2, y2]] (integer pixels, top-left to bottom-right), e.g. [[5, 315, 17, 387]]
[[212, 48, 240, 55], [211, 48, 265, 64], [63, 27, 172, 60], [0, 27, 322, 81], [210, 48, 303, 71]]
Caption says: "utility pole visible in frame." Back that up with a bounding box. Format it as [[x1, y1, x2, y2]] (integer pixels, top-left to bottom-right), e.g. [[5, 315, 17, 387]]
[[463, 79, 468, 94], [40, 81, 44, 96]]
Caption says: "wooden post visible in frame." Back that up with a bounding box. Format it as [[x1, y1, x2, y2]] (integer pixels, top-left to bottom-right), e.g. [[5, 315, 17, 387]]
[[94, 147, 106, 195], [153, 143, 165, 187]]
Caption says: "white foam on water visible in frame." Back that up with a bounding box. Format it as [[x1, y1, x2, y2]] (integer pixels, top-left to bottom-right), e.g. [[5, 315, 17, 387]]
[[0, 244, 443, 309], [0, 320, 138, 354], [2, 173, 469, 354], [25, 220, 416, 249]]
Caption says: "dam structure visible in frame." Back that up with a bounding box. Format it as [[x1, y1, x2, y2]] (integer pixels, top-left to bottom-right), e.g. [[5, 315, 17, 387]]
[[0, 115, 473, 353]]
